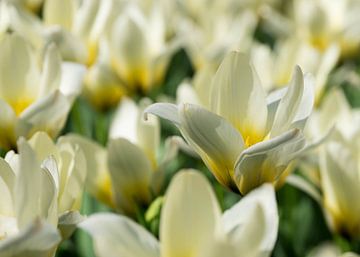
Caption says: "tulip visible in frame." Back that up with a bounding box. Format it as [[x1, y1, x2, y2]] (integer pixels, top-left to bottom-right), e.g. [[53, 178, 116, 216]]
[[0, 32, 85, 150], [79, 170, 279, 257], [63, 98, 178, 216], [307, 243, 359, 257], [145, 51, 314, 194], [292, 0, 360, 57], [251, 37, 339, 104], [107, 2, 178, 93], [319, 134, 360, 238], [0, 138, 60, 257]]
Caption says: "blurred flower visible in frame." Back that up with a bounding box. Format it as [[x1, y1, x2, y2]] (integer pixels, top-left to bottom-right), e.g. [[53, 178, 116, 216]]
[[0, 32, 85, 150], [146, 51, 314, 194], [292, 0, 360, 57], [178, 6, 257, 70], [307, 243, 359, 257], [0, 138, 60, 256], [318, 132, 360, 238], [79, 170, 278, 257], [251, 37, 339, 104], [107, 2, 179, 94], [63, 98, 178, 216]]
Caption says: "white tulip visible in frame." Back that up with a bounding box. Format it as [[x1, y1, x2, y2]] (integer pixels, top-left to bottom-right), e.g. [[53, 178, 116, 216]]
[[79, 170, 278, 257], [0, 32, 85, 150], [145, 51, 314, 194]]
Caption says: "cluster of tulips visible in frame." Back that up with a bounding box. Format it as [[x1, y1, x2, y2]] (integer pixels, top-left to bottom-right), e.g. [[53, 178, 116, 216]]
[[0, 0, 360, 256]]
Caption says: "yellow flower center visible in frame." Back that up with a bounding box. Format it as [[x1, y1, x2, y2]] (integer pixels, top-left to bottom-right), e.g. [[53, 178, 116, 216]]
[[9, 98, 34, 116]]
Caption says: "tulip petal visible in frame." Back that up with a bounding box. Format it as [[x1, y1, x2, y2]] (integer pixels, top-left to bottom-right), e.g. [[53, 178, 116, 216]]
[[0, 99, 17, 150], [107, 138, 152, 214], [144, 103, 180, 126], [210, 51, 268, 146], [38, 43, 61, 99], [109, 97, 139, 141], [235, 129, 305, 194], [320, 142, 360, 236], [0, 158, 15, 215], [221, 184, 278, 257], [160, 170, 221, 257], [178, 104, 244, 190], [59, 62, 86, 103], [0, 33, 39, 107], [43, 0, 76, 30], [59, 134, 111, 206], [0, 219, 61, 257], [18, 90, 70, 139], [79, 213, 160, 257]]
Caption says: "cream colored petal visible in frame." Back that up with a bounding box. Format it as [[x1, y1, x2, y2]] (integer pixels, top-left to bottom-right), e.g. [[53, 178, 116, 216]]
[[270, 66, 306, 136], [176, 80, 201, 105], [193, 65, 214, 107], [28, 131, 58, 161], [160, 170, 221, 257], [39, 157, 59, 227], [38, 43, 61, 99], [144, 103, 180, 126], [73, 0, 100, 41], [59, 62, 86, 103], [235, 129, 305, 194], [43, 0, 77, 30], [59, 134, 110, 205], [107, 138, 152, 214], [210, 51, 268, 146], [320, 142, 360, 236], [0, 99, 17, 150], [0, 219, 61, 257], [18, 90, 70, 139], [221, 183, 278, 257], [15, 138, 44, 229], [57, 144, 86, 213], [79, 213, 159, 257], [0, 33, 39, 104], [180, 104, 245, 191], [307, 243, 341, 257], [137, 99, 160, 167], [0, 158, 15, 215], [111, 9, 150, 88], [109, 97, 139, 141]]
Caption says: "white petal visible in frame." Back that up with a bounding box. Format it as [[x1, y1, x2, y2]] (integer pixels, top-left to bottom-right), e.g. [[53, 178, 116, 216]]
[[0, 219, 61, 257], [59, 62, 86, 103], [59, 134, 111, 205], [160, 170, 221, 257], [38, 43, 62, 99], [107, 138, 152, 214], [18, 90, 71, 139], [222, 183, 278, 257], [144, 103, 180, 126], [0, 33, 40, 105], [79, 213, 159, 257], [0, 99, 17, 150], [0, 158, 15, 215], [43, 0, 76, 30], [109, 97, 139, 141], [176, 80, 200, 105], [179, 104, 245, 191], [210, 51, 268, 146], [235, 129, 306, 194]]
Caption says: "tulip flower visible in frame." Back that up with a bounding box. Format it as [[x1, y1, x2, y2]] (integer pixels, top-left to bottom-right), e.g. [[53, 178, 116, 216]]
[[63, 98, 178, 216], [251, 37, 339, 104], [0, 138, 60, 257], [107, 2, 178, 93], [307, 243, 359, 257], [318, 134, 360, 238], [0, 32, 85, 150], [146, 51, 314, 194], [292, 0, 360, 57], [79, 170, 278, 257]]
